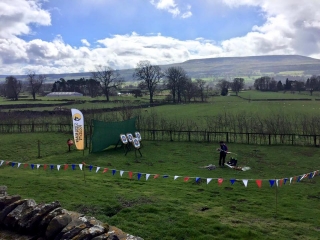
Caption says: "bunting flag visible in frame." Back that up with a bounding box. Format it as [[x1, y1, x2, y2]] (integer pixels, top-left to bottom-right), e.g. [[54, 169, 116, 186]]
[[89, 165, 93, 171], [207, 178, 212, 184], [44, 164, 47, 170], [218, 178, 223, 185], [0, 160, 4, 166], [71, 109, 85, 150], [276, 180, 278, 187], [154, 174, 160, 179], [6, 161, 9, 165], [195, 177, 201, 182], [11, 162, 15, 167], [137, 173, 142, 180], [242, 179, 248, 187], [163, 175, 169, 178], [284, 178, 288, 185], [24, 163, 28, 168], [293, 176, 297, 183], [128, 171, 133, 178], [103, 168, 108, 173], [96, 167, 100, 173], [297, 176, 302, 182], [256, 179, 262, 188], [79, 164, 83, 171], [72, 164, 76, 170], [17, 163, 21, 168], [50, 165, 54, 170], [31, 164, 34, 170], [290, 177, 293, 184], [146, 174, 150, 180], [230, 179, 236, 185], [269, 180, 275, 187], [279, 179, 283, 187], [309, 172, 313, 179], [120, 170, 124, 177], [57, 165, 61, 171], [174, 176, 179, 180], [112, 169, 116, 175], [64, 164, 68, 170], [184, 177, 190, 182], [36, 164, 40, 169]]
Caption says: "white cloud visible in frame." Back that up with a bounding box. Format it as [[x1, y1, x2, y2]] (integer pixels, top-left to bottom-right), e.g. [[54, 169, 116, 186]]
[[0, 0, 51, 38], [150, 0, 192, 18], [81, 39, 90, 47]]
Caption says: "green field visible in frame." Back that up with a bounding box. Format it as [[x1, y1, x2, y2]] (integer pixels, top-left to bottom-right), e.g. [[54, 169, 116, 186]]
[[0, 132, 319, 239]]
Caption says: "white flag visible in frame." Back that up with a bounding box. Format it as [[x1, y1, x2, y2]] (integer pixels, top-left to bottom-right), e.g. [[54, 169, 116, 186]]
[[174, 176, 179, 180], [120, 170, 124, 176], [207, 178, 212, 184], [242, 179, 248, 187], [290, 177, 292, 184], [96, 167, 100, 173], [18, 163, 21, 168], [146, 174, 150, 180], [0, 160, 3, 166], [79, 164, 83, 170], [37, 164, 40, 169]]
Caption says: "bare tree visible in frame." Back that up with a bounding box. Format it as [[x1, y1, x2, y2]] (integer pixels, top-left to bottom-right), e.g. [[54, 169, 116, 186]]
[[133, 60, 164, 104], [231, 78, 245, 96], [195, 78, 206, 101], [165, 66, 187, 103], [27, 72, 45, 100], [5, 76, 22, 101], [92, 66, 123, 101]]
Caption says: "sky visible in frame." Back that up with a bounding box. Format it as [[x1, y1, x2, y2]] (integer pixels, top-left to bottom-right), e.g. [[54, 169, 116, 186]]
[[0, 0, 320, 75]]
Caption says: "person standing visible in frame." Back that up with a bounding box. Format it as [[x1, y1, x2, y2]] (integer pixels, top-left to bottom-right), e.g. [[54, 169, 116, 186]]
[[218, 141, 228, 167]]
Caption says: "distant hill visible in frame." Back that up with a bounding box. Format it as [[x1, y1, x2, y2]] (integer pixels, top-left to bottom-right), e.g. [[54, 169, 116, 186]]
[[1, 55, 320, 82]]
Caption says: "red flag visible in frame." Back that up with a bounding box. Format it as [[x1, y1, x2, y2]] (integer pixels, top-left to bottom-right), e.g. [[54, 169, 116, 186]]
[[279, 179, 283, 187], [24, 163, 28, 168], [103, 168, 108, 173], [293, 176, 297, 183], [128, 171, 133, 179], [256, 179, 262, 188], [64, 164, 68, 170], [184, 177, 190, 182], [218, 178, 223, 185], [6, 161, 9, 165], [43, 164, 47, 170], [154, 174, 160, 179]]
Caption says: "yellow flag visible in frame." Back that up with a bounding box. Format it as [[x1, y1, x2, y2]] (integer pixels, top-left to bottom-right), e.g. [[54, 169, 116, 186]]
[[71, 109, 84, 150]]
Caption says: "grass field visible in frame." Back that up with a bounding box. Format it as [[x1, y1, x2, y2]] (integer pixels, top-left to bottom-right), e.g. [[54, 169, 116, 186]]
[[0, 132, 319, 239]]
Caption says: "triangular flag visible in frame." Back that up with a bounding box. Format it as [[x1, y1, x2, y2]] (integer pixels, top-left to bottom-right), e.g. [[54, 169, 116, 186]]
[[184, 177, 190, 182], [242, 179, 248, 187], [207, 178, 212, 184], [163, 175, 169, 178], [11, 162, 15, 167], [64, 164, 68, 170], [230, 179, 236, 185], [293, 176, 297, 183], [154, 174, 160, 179], [146, 174, 150, 180], [120, 170, 124, 177], [256, 179, 262, 188], [24, 163, 28, 168], [31, 164, 34, 170], [289, 177, 292, 184], [36, 164, 40, 169], [17, 163, 21, 168], [6, 161, 9, 165], [128, 171, 133, 178], [50, 165, 54, 170], [309, 172, 313, 179], [112, 169, 116, 175], [103, 168, 108, 173], [72, 164, 76, 170], [276, 180, 278, 187], [89, 165, 93, 171], [96, 167, 100, 173], [297, 176, 302, 182], [279, 179, 283, 187], [269, 179, 275, 187], [44, 164, 47, 170], [283, 178, 288, 185], [0, 160, 4, 166], [218, 178, 223, 185], [79, 164, 83, 171], [174, 176, 179, 180], [57, 165, 61, 171], [137, 173, 142, 180], [195, 177, 201, 182]]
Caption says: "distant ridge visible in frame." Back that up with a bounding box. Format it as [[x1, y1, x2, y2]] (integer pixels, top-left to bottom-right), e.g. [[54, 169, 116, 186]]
[[1, 55, 320, 82]]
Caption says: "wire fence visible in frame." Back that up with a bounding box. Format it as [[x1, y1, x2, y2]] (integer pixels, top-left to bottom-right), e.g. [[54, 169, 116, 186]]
[[0, 123, 319, 147]]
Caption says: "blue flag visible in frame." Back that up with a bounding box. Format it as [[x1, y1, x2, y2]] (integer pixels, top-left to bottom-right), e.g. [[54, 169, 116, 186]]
[[196, 177, 201, 182], [137, 173, 142, 180], [89, 165, 93, 171], [230, 179, 236, 185], [31, 164, 34, 170], [112, 169, 116, 175], [11, 162, 15, 167], [283, 178, 288, 185], [50, 165, 54, 170], [72, 164, 76, 170], [269, 179, 275, 187]]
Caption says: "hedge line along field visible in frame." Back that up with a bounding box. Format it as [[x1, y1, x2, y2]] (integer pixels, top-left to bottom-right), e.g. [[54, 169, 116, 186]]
[[0, 132, 319, 240]]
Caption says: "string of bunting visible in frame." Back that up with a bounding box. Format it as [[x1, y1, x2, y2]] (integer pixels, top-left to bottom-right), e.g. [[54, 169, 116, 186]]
[[0, 160, 318, 188]]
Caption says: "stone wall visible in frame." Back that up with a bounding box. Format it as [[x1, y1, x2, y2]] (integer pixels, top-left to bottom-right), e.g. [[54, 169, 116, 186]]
[[0, 186, 143, 240]]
